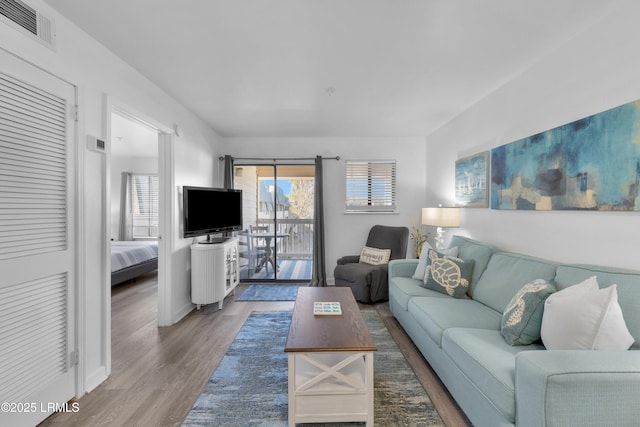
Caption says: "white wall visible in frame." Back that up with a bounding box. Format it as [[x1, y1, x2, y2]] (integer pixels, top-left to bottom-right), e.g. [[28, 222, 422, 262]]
[[425, 3, 640, 270], [0, 0, 220, 396], [221, 137, 427, 281]]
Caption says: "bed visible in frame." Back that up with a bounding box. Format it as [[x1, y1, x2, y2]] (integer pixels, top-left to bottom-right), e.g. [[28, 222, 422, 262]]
[[111, 240, 159, 286]]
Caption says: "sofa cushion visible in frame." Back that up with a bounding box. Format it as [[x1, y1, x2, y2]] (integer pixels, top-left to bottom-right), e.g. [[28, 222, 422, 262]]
[[541, 277, 634, 350], [408, 297, 501, 347], [555, 264, 640, 349], [501, 279, 556, 346], [448, 235, 497, 296], [442, 328, 545, 423], [472, 252, 557, 314], [389, 277, 449, 311], [422, 249, 474, 298]]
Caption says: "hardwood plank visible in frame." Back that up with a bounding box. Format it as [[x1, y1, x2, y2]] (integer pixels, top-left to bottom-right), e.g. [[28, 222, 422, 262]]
[[40, 278, 469, 426], [375, 303, 471, 427]]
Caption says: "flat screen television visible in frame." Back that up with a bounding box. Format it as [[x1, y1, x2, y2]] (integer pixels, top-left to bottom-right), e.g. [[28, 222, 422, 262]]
[[183, 186, 243, 240]]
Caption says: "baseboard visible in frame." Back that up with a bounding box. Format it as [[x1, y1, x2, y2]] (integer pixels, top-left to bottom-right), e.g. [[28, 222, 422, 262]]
[[173, 300, 195, 324], [85, 366, 108, 394], [327, 277, 335, 286]]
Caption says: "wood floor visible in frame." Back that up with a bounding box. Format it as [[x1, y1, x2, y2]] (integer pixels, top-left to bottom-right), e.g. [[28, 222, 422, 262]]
[[40, 274, 470, 427]]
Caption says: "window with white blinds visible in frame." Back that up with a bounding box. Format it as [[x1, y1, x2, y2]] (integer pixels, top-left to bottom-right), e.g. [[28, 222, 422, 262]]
[[0, 72, 67, 260], [345, 160, 397, 213], [131, 174, 159, 238]]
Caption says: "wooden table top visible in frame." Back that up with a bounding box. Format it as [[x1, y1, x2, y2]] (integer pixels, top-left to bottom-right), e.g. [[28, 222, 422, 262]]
[[284, 287, 377, 353]]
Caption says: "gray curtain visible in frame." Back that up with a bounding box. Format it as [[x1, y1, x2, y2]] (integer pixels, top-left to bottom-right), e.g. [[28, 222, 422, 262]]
[[119, 172, 133, 240], [310, 155, 327, 286], [223, 155, 234, 189]]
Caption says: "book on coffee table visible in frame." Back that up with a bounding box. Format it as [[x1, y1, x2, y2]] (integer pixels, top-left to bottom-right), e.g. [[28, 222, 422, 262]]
[[313, 301, 342, 316]]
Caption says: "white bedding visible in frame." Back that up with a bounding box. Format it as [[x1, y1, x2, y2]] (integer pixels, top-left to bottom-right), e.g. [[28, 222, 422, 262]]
[[111, 241, 158, 272]]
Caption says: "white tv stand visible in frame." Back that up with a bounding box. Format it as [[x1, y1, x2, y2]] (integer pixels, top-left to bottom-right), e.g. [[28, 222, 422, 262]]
[[190, 237, 239, 310]]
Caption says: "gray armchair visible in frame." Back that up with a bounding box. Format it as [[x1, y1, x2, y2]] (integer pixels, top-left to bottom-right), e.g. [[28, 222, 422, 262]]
[[334, 225, 409, 303]]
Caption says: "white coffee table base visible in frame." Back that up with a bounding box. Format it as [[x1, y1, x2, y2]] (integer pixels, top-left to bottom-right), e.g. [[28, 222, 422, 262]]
[[287, 351, 374, 426]]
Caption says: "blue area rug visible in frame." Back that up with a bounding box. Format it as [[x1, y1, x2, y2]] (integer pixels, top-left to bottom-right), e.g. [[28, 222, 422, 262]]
[[182, 310, 444, 426], [236, 284, 305, 301]]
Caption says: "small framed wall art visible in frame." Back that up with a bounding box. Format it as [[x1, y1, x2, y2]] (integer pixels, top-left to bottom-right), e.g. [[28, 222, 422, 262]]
[[455, 151, 489, 208]]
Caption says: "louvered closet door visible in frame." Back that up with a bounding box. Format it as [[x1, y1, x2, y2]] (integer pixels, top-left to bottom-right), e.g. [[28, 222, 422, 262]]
[[0, 50, 76, 427]]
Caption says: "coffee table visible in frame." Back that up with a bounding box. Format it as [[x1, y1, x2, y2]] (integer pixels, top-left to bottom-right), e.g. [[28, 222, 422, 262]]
[[285, 287, 377, 426]]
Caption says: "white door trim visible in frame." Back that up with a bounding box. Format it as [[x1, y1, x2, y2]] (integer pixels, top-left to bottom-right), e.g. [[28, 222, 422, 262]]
[[158, 132, 174, 326]]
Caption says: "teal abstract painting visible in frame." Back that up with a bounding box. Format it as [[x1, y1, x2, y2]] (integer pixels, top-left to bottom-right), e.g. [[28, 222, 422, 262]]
[[491, 99, 640, 210], [456, 152, 489, 208]]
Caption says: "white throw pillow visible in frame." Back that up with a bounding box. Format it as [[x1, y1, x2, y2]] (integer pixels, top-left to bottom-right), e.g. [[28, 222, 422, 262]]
[[540, 276, 634, 350], [359, 246, 391, 265], [412, 243, 458, 280]]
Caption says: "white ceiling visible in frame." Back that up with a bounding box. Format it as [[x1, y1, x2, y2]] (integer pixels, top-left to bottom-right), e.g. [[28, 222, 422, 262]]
[[111, 113, 158, 158], [44, 0, 620, 137]]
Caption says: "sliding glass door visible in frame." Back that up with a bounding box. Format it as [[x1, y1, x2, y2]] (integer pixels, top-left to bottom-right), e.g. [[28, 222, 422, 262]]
[[234, 164, 314, 283]]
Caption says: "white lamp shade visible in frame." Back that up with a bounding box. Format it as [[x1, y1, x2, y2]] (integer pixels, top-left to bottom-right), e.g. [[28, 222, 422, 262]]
[[422, 207, 460, 228]]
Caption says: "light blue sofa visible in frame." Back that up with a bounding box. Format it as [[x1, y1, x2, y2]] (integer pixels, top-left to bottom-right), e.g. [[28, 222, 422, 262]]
[[389, 235, 640, 427]]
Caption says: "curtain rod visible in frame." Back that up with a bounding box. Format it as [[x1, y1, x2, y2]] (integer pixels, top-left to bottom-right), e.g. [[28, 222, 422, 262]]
[[218, 156, 340, 161]]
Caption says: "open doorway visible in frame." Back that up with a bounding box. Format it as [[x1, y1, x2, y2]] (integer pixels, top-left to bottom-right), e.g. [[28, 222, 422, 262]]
[[102, 99, 174, 381], [234, 164, 314, 283], [109, 110, 160, 284]]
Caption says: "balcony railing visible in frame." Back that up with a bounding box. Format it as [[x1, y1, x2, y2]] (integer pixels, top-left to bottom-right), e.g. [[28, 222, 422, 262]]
[[256, 218, 313, 259]]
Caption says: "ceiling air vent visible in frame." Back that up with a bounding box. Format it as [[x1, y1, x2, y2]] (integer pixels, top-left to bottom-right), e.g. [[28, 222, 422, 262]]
[[0, 0, 56, 50]]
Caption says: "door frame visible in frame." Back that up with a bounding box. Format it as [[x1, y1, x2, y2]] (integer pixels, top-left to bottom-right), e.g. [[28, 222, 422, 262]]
[[102, 97, 175, 376]]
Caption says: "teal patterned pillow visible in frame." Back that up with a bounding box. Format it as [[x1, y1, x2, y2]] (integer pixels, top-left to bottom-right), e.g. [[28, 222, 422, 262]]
[[422, 249, 474, 298], [501, 279, 556, 346], [412, 243, 458, 280]]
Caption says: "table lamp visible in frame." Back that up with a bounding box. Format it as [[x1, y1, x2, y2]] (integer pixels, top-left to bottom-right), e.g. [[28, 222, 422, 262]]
[[422, 206, 460, 250]]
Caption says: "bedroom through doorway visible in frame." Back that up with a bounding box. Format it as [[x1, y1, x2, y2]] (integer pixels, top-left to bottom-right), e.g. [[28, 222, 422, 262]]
[[109, 111, 160, 319]]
